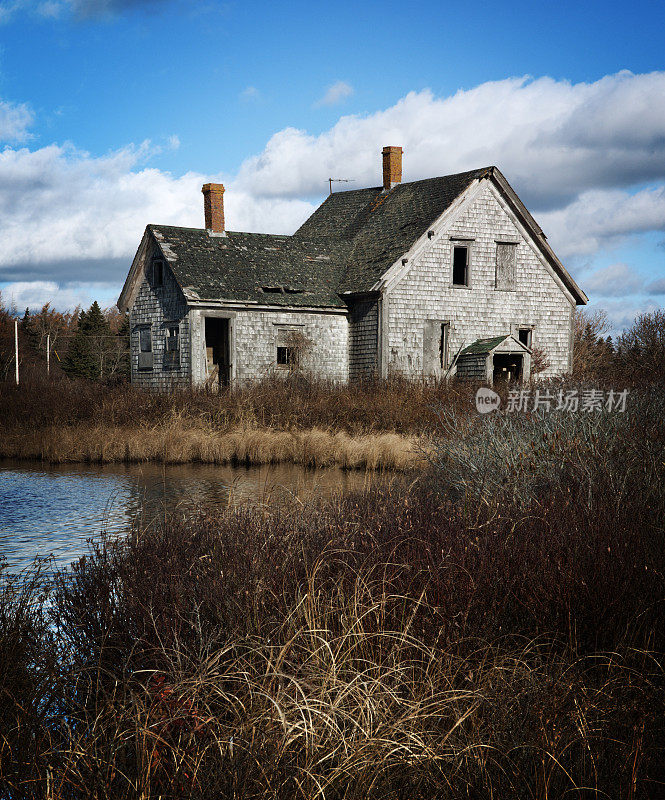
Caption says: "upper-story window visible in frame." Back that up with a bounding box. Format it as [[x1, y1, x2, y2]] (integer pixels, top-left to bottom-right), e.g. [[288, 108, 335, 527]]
[[452, 245, 470, 286], [495, 242, 517, 290], [152, 259, 164, 287]]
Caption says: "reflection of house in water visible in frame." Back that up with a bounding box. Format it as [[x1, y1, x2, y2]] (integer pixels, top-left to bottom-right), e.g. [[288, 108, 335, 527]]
[[118, 147, 587, 388]]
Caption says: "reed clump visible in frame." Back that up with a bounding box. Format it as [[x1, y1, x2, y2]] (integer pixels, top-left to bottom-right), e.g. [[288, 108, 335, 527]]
[[2, 388, 664, 797]]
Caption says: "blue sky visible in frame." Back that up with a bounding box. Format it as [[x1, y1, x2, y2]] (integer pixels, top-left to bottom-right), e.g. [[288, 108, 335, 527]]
[[0, 0, 664, 333]]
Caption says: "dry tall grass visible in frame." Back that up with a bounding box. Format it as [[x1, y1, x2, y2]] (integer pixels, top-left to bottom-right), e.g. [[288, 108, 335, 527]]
[[3, 466, 664, 798], [0, 420, 418, 470]]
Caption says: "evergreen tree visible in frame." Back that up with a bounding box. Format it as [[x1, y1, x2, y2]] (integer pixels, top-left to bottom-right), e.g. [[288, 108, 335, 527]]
[[62, 309, 91, 379], [62, 302, 120, 381]]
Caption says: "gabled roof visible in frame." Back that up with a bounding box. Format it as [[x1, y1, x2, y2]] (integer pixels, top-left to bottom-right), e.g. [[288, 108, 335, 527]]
[[459, 335, 531, 355], [119, 166, 587, 311], [295, 168, 490, 293]]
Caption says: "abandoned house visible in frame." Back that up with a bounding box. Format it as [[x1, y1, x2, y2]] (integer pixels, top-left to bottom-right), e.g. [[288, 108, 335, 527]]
[[117, 146, 587, 388]]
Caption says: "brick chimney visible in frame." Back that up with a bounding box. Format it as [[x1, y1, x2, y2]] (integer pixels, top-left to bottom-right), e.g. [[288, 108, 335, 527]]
[[382, 146, 403, 191], [202, 183, 225, 234]]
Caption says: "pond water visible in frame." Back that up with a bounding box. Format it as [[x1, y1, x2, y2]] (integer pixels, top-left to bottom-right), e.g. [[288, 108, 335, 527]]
[[0, 460, 374, 575]]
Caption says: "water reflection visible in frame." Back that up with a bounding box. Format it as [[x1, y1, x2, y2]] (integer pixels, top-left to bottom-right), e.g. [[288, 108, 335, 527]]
[[0, 460, 374, 574]]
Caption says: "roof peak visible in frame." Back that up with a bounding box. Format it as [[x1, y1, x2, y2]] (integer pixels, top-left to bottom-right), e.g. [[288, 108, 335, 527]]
[[328, 166, 494, 197]]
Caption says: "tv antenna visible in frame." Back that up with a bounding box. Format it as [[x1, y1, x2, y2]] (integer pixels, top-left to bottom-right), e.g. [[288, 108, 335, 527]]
[[328, 178, 355, 194]]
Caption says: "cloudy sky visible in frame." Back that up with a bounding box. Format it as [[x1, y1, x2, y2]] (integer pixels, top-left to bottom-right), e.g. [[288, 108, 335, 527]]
[[0, 0, 663, 333]]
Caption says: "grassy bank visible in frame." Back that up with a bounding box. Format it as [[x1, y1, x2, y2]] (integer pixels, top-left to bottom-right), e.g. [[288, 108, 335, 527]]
[[0, 421, 418, 469], [2, 389, 664, 798], [0, 374, 482, 468]]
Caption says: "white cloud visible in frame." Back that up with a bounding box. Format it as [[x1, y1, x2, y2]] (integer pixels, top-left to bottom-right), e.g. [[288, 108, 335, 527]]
[[2, 69, 665, 308], [590, 298, 661, 337], [0, 140, 315, 286], [36, 0, 65, 17], [0, 0, 170, 22], [1, 279, 103, 310], [0, 98, 33, 141], [237, 71, 665, 208], [314, 81, 354, 108], [537, 186, 665, 258], [583, 263, 644, 298]]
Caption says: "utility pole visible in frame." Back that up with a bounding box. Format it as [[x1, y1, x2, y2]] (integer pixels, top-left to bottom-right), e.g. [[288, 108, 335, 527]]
[[14, 318, 19, 386]]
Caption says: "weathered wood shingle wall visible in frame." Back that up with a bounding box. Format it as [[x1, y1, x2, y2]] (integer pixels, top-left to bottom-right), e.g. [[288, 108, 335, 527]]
[[129, 243, 191, 390], [348, 299, 379, 379], [386, 182, 574, 379]]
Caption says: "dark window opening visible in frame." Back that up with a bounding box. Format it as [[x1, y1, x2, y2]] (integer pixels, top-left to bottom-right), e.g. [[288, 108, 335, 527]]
[[153, 259, 164, 287], [262, 286, 283, 294], [439, 323, 449, 369], [277, 346, 293, 365], [452, 246, 469, 286], [518, 328, 533, 348]]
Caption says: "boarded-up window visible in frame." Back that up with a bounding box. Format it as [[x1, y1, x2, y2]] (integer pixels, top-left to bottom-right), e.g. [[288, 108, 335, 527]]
[[495, 243, 516, 290], [164, 324, 180, 368], [139, 327, 152, 352], [423, 320, 450, 377], [137, 326, 153, 371]]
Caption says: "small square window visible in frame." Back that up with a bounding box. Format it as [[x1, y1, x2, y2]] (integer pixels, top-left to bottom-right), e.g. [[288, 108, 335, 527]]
[[277, 346, 292, 365], [452, 246, 469, 286]]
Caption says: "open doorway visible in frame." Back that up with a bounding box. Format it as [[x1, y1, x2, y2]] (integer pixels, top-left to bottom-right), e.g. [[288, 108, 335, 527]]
[[204, 317, 230, 388], [492, 353, 523, 383]]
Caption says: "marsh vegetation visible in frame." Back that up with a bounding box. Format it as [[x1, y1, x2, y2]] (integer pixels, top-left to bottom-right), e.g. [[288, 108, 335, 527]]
[[2, 384, 664, 798]]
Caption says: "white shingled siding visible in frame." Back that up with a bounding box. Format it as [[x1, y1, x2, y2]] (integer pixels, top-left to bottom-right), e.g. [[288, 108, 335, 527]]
[[385, 182, 575, 379], [189, 307, 348, 385]]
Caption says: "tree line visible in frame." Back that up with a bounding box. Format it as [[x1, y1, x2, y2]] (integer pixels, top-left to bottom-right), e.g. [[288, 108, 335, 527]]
[[0, 294, 129, 382]]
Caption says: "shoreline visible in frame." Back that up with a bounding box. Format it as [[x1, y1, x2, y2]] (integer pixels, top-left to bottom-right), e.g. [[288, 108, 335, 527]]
[[0, 424, 420, 470]]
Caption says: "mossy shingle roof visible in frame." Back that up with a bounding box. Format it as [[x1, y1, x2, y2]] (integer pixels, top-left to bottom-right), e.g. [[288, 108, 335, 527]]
[[460, 335, 513, 355], [150, 226, 352, 308], [149, 168, 491, 307]]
